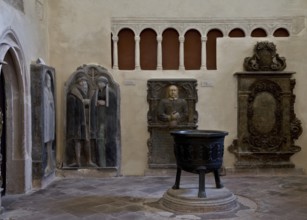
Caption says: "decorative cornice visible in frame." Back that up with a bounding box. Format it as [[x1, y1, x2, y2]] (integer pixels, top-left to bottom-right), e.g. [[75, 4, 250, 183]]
[[111, 16, 305, 36]]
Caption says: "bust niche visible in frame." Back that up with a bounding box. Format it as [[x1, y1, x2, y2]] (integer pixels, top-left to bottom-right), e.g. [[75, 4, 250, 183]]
[[229, 41, 302, 169]]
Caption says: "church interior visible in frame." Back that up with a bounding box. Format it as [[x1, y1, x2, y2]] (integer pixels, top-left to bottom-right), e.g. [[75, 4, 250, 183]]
[[1, 0, 307, 219]]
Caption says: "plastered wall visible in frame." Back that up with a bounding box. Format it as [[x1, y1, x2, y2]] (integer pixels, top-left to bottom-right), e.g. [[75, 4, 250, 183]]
[[47, 0, 307, 175]]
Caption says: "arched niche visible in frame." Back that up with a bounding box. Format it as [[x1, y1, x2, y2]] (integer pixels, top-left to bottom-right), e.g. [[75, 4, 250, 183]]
[[140, 28, 157, 70], [206, 29, 223, 70], [0, 28, 31, 194], [118, 28, 135, 70], [184, 29, 201, 70], [162, 28, 179, 70], [251, 28, 267, 37]]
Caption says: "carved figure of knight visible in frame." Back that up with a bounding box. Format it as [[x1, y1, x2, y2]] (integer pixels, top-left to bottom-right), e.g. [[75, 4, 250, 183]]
[[66, 74, 97, 167]]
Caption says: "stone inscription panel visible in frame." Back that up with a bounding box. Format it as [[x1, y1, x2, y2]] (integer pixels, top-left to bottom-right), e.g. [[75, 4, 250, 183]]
[[149, 129, 176, 168]]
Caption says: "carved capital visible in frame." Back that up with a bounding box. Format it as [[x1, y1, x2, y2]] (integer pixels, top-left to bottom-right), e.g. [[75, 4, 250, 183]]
[[179, 36, 185, 42], [201, 36, 207, 42], [112, 36, 118, 42], [156, 35, 162, 42]]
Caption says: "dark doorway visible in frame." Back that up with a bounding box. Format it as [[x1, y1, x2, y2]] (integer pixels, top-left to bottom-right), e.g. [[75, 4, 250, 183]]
[[0, 68, 6, 196]]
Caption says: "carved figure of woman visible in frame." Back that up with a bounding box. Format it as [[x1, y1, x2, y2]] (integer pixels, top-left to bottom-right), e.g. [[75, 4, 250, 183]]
[[91, 76, 109, 167]]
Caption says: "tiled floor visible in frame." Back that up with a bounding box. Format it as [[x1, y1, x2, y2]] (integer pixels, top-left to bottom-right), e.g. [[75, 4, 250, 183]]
[[1, 172, 307, 220]]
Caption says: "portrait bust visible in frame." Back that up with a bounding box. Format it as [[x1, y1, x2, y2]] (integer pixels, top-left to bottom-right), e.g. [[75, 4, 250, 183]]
[[157, 85, 188, 128]]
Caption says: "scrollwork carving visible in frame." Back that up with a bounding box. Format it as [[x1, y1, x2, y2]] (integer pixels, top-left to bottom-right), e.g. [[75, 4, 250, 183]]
[[291, 118, 303, 141], [245, 79, 285, 152], [244, 41, 286, 71]]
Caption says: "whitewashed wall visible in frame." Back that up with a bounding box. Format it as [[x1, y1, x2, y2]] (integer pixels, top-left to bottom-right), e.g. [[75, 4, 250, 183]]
[[45, 0, 307, 175]]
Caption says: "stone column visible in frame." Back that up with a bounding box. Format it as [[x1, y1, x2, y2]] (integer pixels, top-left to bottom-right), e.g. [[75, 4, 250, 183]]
[[201, 36, 207, 70], [112, 36, 119, 70], [135, 36, 140, 70], [179, 36, 185, 70], [157, 35, 163, 70], [0, 110, 2, 214], [0, 60, 5, 214]]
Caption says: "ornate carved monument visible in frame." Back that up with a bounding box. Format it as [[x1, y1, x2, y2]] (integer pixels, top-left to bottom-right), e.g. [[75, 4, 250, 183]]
[[31, 60, 56, 187], [229, 41, 302, 168], [63, 64, 120, 170], [147, 79, 198, 168]]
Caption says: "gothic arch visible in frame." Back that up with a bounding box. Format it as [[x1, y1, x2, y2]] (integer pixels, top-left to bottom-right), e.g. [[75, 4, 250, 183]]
[[0, 28, 31, 194]]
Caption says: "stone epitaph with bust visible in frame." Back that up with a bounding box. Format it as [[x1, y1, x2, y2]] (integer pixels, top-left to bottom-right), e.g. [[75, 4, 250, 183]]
[[147, 79, 198, 168]]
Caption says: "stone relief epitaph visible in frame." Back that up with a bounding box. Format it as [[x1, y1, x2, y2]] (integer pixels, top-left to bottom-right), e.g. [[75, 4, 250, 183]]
[[229, 42, 302, 168], [31, 60, 56, 186], [64, 64, 120, 170], [147, 79, 198, 168]]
